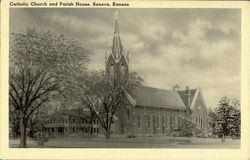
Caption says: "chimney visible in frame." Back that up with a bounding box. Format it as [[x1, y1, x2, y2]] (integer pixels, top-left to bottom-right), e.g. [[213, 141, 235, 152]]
[[173, 84, 180, 92], [185, 86, 191, 108]]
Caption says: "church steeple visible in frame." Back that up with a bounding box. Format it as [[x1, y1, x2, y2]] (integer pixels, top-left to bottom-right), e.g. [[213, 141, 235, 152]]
[[114, 11, 119, 34], [112, 11, 123, 60], [105, 11, 129, 83]]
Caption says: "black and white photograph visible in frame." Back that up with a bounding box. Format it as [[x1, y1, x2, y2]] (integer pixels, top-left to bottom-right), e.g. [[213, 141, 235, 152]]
[[7, 7, 242, 149]]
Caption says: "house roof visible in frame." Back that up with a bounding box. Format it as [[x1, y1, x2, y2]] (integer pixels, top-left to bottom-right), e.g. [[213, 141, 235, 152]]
[[133, 86, 186, 110], [48, 109, 90, 119], [178, 89, 197, 108]]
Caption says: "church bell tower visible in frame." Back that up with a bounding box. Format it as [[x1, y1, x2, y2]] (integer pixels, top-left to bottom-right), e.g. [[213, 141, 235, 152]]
[[105, 11, 129, 84]]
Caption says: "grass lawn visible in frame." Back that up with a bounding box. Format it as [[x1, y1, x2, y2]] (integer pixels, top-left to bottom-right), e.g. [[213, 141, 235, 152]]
[[9, 135, 240, 148]]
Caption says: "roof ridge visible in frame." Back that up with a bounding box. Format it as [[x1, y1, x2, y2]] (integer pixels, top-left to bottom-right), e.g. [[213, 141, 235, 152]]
[[141, 85, 174, 92]]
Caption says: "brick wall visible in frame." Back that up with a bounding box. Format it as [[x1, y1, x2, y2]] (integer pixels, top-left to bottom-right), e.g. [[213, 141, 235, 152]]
[[125, 106, 187, 135]]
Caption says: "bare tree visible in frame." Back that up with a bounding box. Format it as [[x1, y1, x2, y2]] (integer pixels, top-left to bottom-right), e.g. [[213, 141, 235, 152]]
[[9, 28, 88, 147], [66, 70, 143, 139]]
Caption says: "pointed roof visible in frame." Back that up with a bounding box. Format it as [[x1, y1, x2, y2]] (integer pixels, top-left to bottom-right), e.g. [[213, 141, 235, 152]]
[[178, 89, 197, 109], [178, 88, 208, 113], [112, 11, 123, 59], [114, 11, 119, 34]]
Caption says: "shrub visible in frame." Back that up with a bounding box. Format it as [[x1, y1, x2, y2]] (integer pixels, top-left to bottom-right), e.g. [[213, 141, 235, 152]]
[[33, 131, 49, 146]]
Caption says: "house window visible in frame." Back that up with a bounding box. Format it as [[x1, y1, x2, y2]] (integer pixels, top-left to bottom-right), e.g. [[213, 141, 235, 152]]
[[72, 127, 75, 133], [137, 115, 141, 128], [72, 118, 75, 123]]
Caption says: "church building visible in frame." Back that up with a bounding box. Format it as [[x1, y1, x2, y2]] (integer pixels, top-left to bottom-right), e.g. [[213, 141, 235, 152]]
[[105, 13, 209, 136], [44, 13, 209, 137]]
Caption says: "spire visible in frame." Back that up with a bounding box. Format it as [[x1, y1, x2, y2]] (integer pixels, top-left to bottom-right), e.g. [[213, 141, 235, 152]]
[[114, 11, 119, 34], [112, 11, 122, 59]]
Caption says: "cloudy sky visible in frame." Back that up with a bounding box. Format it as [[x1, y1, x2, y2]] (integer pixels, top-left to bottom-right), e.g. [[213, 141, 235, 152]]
[[10, 8, 241, 108]]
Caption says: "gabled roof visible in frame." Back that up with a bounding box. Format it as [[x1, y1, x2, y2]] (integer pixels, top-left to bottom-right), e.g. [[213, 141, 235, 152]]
[[178, 88, 208, 112], [133, 86, 186, 110], [178, 89, 197, 108]]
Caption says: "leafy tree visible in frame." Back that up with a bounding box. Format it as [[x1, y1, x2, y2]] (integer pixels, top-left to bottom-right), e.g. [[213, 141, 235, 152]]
[[228, 99, 241, 138], [207, 108, 218, 135], [66, 70, 143, 139], [212, 97, 241, 141], [9, 28, 88, 147]]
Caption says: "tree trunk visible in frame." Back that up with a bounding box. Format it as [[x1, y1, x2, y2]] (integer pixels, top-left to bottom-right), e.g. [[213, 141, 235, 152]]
[[221, 134, 225, 142], [19, 116, 27, 148]]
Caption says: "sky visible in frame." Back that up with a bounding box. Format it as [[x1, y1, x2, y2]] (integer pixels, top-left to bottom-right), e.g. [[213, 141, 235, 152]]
[[10, 8, 241, 108]]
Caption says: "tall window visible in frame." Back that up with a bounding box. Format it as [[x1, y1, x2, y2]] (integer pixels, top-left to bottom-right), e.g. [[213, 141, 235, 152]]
[[165, 116, 168, 128], [144, 115, 147, 127], [157, 116, 160, 128], [120, 63, 126, 77], [148, 115, 151, 128], [126, 106, 130, 120], [137, 115, 141, 128], [110, 64, 114, 80], [162, 116, 165, 128]]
